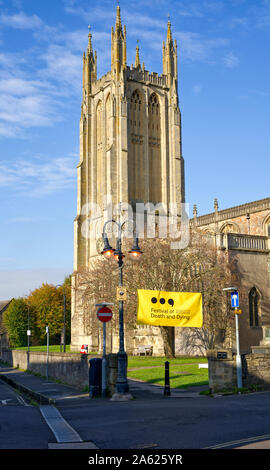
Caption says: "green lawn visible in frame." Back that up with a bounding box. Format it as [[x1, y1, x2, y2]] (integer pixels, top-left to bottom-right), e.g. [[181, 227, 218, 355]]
[[127, 356, 208, 389], [127, 355, 207, 368], [14, 345, 74, 353], [13, 346, 209, 389]]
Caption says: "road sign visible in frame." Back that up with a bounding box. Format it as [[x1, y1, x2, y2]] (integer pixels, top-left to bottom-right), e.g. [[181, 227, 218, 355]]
[[80, 344, 88, 354], [231, 291, 239, 308], [234, 308, 242, 315], [97, 306, 113, 323], [117, 286, 127, 301]]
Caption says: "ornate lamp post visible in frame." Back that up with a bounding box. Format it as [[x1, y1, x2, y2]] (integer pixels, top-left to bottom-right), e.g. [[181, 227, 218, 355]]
[[101, 219, 142, 398]]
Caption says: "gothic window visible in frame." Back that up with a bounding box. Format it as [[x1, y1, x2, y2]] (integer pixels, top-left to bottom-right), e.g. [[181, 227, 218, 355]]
[[148, 92, 161, 203], [220, 223, 240, 234], [96, 100, 103, 208], [264, 216, 270, 236], [249, 287, 260, 327], [129, 89, 145, 202], [105, 94, 112, 150]]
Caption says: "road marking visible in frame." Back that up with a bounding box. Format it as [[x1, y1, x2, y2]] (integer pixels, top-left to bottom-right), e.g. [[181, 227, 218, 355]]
[[16, 394, 30, 406], [1, 399, 12, 405], [39, 405, 83, 443], [205, 433, 270, 449]]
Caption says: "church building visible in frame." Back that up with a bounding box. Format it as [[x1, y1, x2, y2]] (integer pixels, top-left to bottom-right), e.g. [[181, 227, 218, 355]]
[[71, 6, 185, 351], [71, 6, 270, 357]]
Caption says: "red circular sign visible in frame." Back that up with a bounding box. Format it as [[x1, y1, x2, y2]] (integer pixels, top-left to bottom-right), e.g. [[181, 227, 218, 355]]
[[97, 306, 113, 323]]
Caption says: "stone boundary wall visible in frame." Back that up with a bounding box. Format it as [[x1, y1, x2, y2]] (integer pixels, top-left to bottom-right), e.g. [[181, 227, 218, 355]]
[[0, 349, 92, 390], [0, 349, 120, 394], [208, 349, 270, 392], [243, 353, 270, 389], [207, 350, 236, 392]]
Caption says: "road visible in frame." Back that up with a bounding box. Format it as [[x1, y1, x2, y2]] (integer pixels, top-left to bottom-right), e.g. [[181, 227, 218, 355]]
[[56, 388, 270, 450], [0, 378, 55, 449], [1, 373, 270, 453]]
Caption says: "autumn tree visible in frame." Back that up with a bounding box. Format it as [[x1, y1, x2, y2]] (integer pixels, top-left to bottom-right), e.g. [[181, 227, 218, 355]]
[[27, 280, 71, 344], [76, 229, 232, 357], [3, 298, 36, 348]]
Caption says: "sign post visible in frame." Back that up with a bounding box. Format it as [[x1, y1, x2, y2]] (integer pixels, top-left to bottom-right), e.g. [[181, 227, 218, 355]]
[[224, 288, 242, 389], [46, 325, 49, 382], [234, 305, 243, 389], [231, 291, 239, 309], [96, 303, 113, 398]]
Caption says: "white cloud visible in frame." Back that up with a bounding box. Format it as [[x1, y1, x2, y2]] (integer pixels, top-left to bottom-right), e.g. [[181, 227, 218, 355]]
[[0, 156, 76, 196], [248, 89, 270, 98], [222, 51, 239, 68], [0, 53, 66, 138], [176, 31, 228, 63], [0, 11, 43, 29], [4, 216, 45, 224], [193, 84, 203, 94], [39, 44, 82, 91]]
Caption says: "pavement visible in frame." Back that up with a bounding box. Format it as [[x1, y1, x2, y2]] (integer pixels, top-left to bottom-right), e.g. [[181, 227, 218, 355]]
[[0, 363, 207, 405], [1, 363, 270, 449]]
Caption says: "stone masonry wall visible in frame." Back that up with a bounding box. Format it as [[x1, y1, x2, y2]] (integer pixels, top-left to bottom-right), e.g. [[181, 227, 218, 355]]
[[243, 353, 270, 389], [1, 349, 91, 390], [208, 349, 270, 392]]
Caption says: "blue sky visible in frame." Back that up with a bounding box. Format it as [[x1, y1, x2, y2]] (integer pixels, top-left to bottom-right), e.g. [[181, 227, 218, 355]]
[[0, 0, 269, 299]]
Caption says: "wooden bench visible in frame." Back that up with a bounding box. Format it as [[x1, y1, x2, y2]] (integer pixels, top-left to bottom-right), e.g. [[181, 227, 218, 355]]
[[137, 345, 153, 356]]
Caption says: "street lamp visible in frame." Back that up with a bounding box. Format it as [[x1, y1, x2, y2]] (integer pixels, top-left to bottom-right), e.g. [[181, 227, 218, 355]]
[[101, 219, 142, 398]]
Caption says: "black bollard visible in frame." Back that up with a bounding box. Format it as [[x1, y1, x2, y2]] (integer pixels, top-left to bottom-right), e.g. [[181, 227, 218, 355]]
[[164, 361, 171, 396], [89, 358, 102, 398]]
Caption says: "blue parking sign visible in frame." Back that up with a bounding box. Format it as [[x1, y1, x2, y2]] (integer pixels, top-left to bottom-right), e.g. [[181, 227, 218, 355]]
[[231, 291, 239, 308]]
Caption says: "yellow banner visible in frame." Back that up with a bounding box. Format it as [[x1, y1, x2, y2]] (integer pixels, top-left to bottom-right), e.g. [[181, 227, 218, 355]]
[[137, 289, 203, 327]]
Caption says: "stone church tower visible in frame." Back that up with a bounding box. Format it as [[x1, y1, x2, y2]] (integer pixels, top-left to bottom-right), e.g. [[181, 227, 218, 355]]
[[71, 6, 185, 351]]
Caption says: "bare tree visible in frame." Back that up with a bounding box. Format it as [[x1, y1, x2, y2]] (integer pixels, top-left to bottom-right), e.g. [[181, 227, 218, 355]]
[[74, 229, 232, 357]]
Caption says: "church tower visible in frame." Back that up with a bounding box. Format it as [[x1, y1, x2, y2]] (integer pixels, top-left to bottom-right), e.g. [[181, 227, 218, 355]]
[[71, 6, 185, 350]]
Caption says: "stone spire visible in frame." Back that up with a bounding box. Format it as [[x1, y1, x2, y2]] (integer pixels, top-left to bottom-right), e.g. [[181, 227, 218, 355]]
[[87, 25, 93, 54], [111, 5, 127, 78], [162, 17, 178, 86], [135, 42, 141, 69], [83, 25, 97, 93], [167, 17, 172, 43], [116, 4, 122, 32]]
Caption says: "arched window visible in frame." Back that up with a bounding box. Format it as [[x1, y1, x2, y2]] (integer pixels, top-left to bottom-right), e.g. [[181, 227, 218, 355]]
[[249, 287, 260, 327], [264, 215, 270, 236], [129, 89, 145, 202], [148, 92, 161, 204], [96, 100, 103, 208], [105, 94, 112, 150], [220, 223, 239, 234]]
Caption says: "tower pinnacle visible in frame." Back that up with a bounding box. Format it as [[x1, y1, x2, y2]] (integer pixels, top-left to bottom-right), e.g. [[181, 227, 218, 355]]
[[111, 4, 126, 77], [87, 25, 93, 54], [116, 4, 122, 31], [135, 41, 141, 68], [163, 17, 177, 86]]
